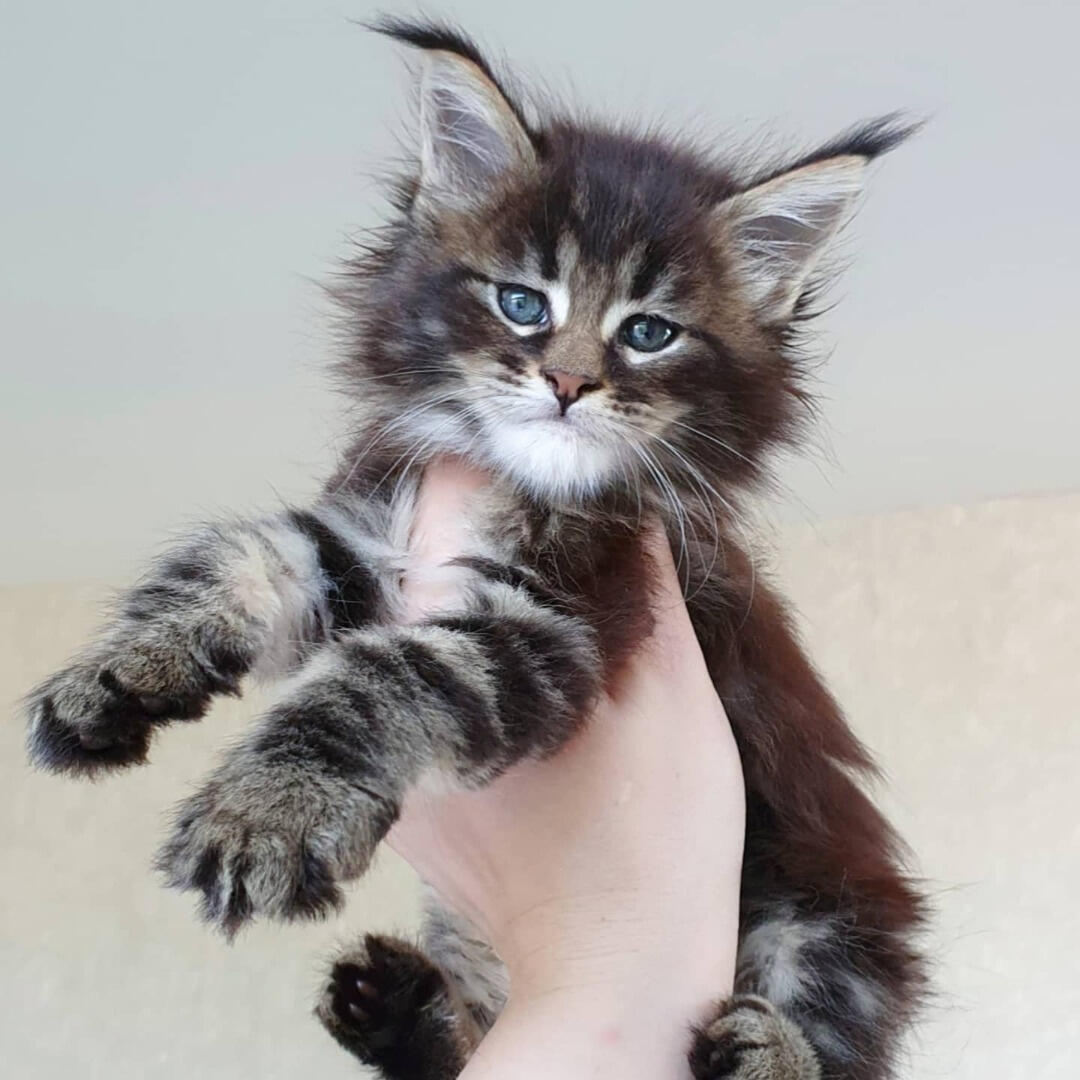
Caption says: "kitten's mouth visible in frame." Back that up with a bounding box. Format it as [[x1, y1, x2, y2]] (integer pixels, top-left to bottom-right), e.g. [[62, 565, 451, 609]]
[[521, 412, 603, 442], [525, 414, 572, 427], [477, 401, 621, 497]]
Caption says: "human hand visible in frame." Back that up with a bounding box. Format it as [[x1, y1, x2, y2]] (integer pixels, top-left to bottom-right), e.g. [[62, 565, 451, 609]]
[[389, 456, 746, 1077]]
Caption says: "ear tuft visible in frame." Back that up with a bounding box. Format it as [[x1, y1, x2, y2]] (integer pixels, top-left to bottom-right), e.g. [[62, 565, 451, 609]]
[[368, 16, 505, 88], [787, 112, 923, 170]]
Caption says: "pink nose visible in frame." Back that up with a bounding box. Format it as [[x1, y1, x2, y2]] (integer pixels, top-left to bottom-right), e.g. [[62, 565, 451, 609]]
[[541, 368, 601, 414]]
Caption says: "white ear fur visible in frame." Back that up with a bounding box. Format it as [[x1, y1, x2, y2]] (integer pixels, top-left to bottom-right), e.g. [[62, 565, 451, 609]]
[[417, 51, 535, 207], [718, 155, 867, 322]]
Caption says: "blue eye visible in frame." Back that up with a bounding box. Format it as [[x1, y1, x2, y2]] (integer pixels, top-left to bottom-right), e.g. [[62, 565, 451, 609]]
[[621, 314, 678, 353], [498, 285, 548, 326]]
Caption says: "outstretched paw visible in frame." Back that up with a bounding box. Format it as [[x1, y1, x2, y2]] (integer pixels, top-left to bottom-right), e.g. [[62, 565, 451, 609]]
[[689, 996, 820, 1080], [317, 934, 464, 1080], [24, 646, 232, 776], [156, 714, 398, 936]]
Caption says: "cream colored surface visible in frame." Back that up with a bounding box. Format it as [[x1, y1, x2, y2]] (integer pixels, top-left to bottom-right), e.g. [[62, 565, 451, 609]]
[[3, 492, 1078, 1078]]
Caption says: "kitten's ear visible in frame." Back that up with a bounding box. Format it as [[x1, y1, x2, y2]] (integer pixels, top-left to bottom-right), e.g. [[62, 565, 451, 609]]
[[373, 19, 537, 208], [715, 155, 867, 323], [416, 48, 536, 205], [715, 117, 917, 323]]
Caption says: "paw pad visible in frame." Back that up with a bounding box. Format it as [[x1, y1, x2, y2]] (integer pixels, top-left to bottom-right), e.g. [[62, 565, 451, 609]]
[[317, 935, 459, 1070]]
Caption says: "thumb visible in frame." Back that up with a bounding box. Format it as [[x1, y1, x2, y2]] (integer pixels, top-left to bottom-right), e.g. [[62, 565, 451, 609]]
[[638, 523, 704, 674]]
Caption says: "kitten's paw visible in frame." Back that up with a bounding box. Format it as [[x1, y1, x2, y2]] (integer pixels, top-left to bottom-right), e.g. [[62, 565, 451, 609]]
[[689, 996, 821, 1080], [24, 637, 237, 776], [156, 725, 397, 935], [317, 934, 464, 1079]]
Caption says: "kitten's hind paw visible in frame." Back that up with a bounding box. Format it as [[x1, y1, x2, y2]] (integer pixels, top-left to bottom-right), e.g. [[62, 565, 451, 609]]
[[317, 934, 465, 1080], [689, 996, 821, 1080]]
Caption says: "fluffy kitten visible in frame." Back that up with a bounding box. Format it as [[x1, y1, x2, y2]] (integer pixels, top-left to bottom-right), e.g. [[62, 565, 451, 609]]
[[24, 18, 926, 1080]]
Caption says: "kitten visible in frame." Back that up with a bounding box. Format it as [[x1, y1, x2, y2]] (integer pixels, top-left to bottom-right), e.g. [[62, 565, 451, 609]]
[[24, 18, 927, 1080]]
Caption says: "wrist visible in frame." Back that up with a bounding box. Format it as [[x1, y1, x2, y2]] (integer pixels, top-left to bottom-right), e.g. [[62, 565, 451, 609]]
[[461, 978, 720, 1080], [498, 892, 735, 1000], [489, 886, 737, 1059]]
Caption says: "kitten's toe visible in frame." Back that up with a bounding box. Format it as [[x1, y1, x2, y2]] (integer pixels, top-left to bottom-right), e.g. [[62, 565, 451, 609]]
[[317, 934, 464, 1077], [689, 996, 820, 1080]]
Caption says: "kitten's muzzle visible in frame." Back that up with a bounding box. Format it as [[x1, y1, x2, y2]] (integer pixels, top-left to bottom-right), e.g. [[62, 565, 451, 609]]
[[540, 368, 602, 415]]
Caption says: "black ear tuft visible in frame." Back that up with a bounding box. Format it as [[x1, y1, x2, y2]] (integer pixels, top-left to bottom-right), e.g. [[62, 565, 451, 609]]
[[777, 112, 925, 179], [366, 14, 531, 134], [367, 16, 493, 78]]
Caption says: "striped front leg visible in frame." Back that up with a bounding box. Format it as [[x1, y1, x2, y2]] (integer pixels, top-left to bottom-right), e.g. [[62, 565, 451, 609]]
[[24, 497, 392, 776], [157, 569, 601, 934]]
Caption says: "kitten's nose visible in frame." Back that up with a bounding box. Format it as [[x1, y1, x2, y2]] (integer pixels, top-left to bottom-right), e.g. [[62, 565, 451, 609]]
[[541, 368, 601, 414]]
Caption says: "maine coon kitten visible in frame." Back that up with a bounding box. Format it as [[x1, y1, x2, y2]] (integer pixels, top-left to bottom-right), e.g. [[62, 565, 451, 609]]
[[24, 19, 927, 1080]]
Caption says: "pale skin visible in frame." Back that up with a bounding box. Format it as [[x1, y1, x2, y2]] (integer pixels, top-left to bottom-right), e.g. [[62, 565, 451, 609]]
[[389, 458, 746, 1079]]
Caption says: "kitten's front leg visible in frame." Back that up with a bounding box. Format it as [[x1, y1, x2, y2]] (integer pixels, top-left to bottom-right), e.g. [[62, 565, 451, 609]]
[[24, 501, 390, 776], [158, 567, 601, 933]]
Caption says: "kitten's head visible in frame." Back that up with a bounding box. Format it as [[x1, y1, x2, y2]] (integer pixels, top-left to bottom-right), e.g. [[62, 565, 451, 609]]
[[338, 19, 914, 510]]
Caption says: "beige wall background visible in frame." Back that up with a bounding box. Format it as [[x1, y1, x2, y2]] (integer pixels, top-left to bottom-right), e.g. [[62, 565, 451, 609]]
[[4, 492, 1078, 1078]]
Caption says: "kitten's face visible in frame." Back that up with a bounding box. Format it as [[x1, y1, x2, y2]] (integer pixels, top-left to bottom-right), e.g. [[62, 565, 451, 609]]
[[342, 25, 907, 509], [369, 135, 782, 504]]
